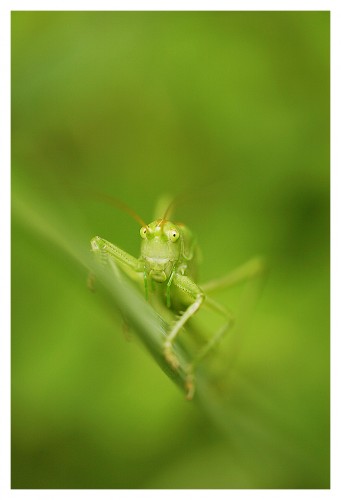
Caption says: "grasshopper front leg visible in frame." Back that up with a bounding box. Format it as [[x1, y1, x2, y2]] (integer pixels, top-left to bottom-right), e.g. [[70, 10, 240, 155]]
[[90, 236, 143, 282], [163, 274, 205, 399], [90, 236, 146, 337], [164, 274, 204, 367], [164, 274, 234, 400]]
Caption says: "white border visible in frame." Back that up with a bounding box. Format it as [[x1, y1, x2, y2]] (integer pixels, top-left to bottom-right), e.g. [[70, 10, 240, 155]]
[[0, 2, 11, 500], [1, 0, 336, 11], [1, 2, 337, 499], [331, 1, 340, 498]]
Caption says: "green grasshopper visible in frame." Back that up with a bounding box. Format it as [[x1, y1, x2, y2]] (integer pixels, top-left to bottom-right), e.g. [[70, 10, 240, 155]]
[[90, 197, 264, 400]]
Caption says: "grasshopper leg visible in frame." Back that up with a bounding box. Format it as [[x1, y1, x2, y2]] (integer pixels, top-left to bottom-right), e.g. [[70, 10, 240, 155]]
[[90, 236, 143, 280], [184, 296, 235, 400], [200, 256, 266, 294], [163, 274, 206, 397], [163, 274, 204, 370], [164, 275, 237, 400]]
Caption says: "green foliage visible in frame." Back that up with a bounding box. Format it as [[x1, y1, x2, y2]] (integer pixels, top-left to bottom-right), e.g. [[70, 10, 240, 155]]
[[12, 11, 329, 488]]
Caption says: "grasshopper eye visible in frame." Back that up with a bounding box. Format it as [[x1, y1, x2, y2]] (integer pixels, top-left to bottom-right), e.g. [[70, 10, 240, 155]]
[[169, 229, 179, 242], [140, 227, 148, 239]]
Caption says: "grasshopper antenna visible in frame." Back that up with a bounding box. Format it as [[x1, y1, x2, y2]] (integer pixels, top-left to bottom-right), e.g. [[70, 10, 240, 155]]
[[61, 182, 147, 226], [156, 197, 179, 227], [93, 192, 147, 227]]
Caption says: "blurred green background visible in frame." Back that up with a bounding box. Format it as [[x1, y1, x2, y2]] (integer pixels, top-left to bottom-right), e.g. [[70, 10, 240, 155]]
[[11, 11, 329, 489]]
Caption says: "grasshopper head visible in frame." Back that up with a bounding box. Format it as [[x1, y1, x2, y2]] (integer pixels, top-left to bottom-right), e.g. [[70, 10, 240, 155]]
[[140, 220, 181, 282]]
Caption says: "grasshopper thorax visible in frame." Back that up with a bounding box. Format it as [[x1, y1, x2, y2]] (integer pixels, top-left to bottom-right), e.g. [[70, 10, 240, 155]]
[[140, 220, 181, 283]]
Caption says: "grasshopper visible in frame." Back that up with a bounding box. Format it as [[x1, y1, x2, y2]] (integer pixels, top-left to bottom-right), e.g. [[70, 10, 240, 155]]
[[90, 197, 264, 399]]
